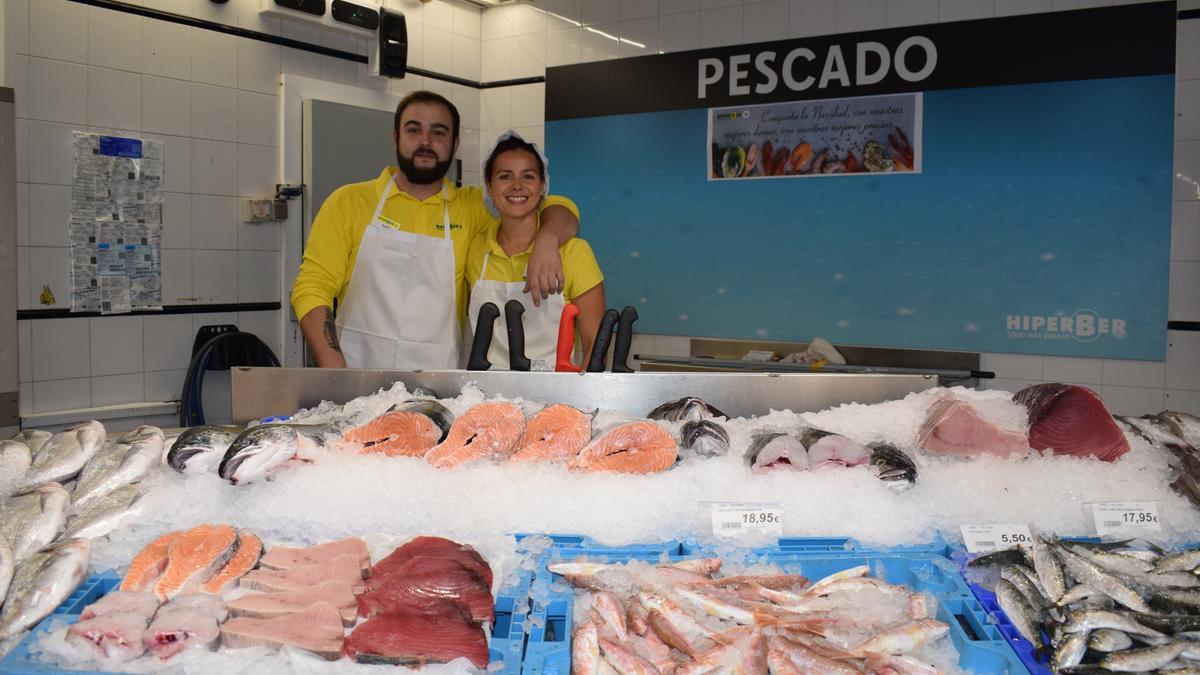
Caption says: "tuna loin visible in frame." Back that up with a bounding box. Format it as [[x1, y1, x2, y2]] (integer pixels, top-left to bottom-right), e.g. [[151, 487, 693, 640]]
[[917, 397, 1029, 459], [371, 536, 493, 590], [343, 601, 489, 668], [220, 600, 345, 660], [1014, 384, 1130, 461], [358, 556, 494, 625]]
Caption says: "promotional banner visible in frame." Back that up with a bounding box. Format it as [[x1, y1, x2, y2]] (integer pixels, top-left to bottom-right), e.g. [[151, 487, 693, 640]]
[[545, 2, 1176, 359]]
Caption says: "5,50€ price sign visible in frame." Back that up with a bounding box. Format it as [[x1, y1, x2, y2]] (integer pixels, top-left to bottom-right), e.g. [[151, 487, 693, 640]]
[[960, 524, 1034, 553], [709, 502, 784, 538]]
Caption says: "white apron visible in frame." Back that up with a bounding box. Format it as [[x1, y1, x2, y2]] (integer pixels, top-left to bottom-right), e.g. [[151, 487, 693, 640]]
[[466, 252, 565, 371], [335, 182, 459, 369]]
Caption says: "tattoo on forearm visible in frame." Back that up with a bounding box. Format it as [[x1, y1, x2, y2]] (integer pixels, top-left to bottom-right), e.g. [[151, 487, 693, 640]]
[[323, 309, 342, 352]]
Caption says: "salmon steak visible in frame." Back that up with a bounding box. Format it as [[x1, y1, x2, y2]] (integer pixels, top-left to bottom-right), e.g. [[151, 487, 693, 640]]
[[240, 554, 364, 592], [202, 530, 262, 595], [425, 402, 525, 469], [371, 536, 493, 590], [568, 421, 678, 474], [259, 536, 371, 576], [119, 531, 181, 593], [220, 600, 345, 660], [342, 408, 445, 458], [153, 524, 239, 601], [342, 601, 489, 668], [510, 404, 593, 462], [227, 579, 358, 626]]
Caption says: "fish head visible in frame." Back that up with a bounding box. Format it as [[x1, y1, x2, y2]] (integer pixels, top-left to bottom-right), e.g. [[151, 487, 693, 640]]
[[218, 427, 299, 484], [747, 433, 807, 473], [74, 421, 108, 455]]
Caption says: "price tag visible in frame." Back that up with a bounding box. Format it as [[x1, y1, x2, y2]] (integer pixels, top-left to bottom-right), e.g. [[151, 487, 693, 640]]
[[742, 350, 776, 362], [1091, 501, 1162, 536], [960, 524, 1034, 553], [709, 502, 783, 538]]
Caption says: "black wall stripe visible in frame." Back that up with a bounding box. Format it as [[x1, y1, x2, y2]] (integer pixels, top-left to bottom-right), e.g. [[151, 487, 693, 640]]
[[18, 303, 282, 321], [65, 0, 545, 89]]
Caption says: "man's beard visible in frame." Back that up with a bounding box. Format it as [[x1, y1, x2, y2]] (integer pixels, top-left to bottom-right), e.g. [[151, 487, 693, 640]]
[[396, 148, 453, 185]]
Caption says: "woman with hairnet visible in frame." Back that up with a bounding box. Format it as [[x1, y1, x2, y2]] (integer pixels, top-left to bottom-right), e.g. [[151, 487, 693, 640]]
[[463, 131, 605, 370]]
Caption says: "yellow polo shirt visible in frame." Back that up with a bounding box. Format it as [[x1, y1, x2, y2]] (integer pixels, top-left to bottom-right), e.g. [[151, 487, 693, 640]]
[[465, 223, 604, 314], [290, 167, 580, 327]]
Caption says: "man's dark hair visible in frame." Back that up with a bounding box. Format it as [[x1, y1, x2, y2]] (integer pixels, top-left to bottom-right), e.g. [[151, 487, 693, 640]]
[[394, 90, 460, 141], [484, 136, 545, 183]]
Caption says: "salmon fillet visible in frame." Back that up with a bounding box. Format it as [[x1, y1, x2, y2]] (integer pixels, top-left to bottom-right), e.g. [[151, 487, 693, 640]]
[[202, 530, 262, 595], [342, 411, 443, 457], [220, 600, 345, 660], [510, 404, 593, 462], [568, 421, 678, 474], [259, 536, 371, 575], [153, 524, 239, 601], [119, 531, 181, 593], [425, 402, 525, 469], [227, 579, 358, 626], [240, 554, 364, 592]]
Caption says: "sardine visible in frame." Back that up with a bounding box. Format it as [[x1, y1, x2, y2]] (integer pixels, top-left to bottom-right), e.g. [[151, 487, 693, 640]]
[[1001, 565, 1052, 610], [1055, 544, 1150, 612], [60, 484, 145, 540], [647, 397, 727, 422], [995, 579, 1044, 651], [1150, 589, 1200, 614], [1154, 549, 1200, 573], [745, 432, 807, 472], [19, 420, 106, 489], [166, 425, 241, 474], [967, 548, 1029, 569], [1088, 628, 1133, 652], [1029, 537, 1067, 602], [72, 426, 163, 509], [867, 443, 917, 490], [390, 399, 455, 443], [1100, 642, 1185, 672], [1151, 411, 1200, 448], [1052, 631, 1088, 670], [218, 423, 339, 485], [1067, 544, 1155, 576], [679, 420, 729, 458], [1063, 609, 1165, 639], [0, 538, 92, 639], [1131, 611, 1200, 633]]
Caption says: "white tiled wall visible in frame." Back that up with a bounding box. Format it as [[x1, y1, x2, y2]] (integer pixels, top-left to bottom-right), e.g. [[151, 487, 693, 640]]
[[4, 0, 1198, 422], [5, 0, 484, 424], [476, 0, 1200, 415]]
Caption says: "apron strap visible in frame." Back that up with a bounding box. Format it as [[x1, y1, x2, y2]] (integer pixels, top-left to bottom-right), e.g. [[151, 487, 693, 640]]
[[442, 186, 451, 239], [480, 252, 491, 281], [373, 180, 393, 222]]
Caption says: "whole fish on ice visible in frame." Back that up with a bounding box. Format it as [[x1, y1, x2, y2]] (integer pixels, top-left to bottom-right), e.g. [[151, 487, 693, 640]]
[[11, 429, 52, 458], [0, 482, 70, 561], [72, 425, 162, 508], [647, 397, 727, 422], [19, 420, 106, 489], [61, 484, 146, 540], [0, 538, 91, 640], [218, 423, 342, 485], [0, 440, 32, 496], [166, 425, 241, 474], [868, 443, 918, 490], [679, 420, 729, 458]]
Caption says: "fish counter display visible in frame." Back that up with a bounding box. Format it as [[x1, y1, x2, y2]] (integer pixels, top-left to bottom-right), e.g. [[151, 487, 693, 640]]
[[1, 378, 1199, 673]]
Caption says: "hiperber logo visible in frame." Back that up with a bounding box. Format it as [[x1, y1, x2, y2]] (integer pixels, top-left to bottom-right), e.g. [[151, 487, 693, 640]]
[[1006, 309, 1126, 343]]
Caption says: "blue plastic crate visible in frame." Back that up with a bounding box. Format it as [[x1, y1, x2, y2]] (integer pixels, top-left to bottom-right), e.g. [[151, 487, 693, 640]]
[[678, 533, 949, 557], [522, 550, 1027, 675], [51, 572, 121, 616]]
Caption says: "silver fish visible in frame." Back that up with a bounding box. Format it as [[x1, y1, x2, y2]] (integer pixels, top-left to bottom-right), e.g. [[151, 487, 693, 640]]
[[166, 425, 242, 474], [0, 440, 32, 496], [1067, 543, 1154, 576], [1118, 415, 1193, 452], [1088, 628, 1133, 652], [1063, 609, 1165, 639], [218, 423, 340, 485], [390, 399, 455, 443], [19, 420, 107, 489], [1052, 631, 1087, 671], [1002, 565, 1052, 610], [1154, 549, 1200, 573], [11, 430, 53, 457], [1029, 537, 1066, 603], [1, 482, 70, 561], [647, 397, 727, 422], [680, 420, 729, 458], [60, 484, 145, 540], [868, 443, 917, 490], [995, 578, 1044, 652], [1056, 543, 1152, 613], [1151, 411, 1200, 448], [0, 536, 13, 607], [745, 432, 808, 472], [0, 538, 92, 640], [72, 426, 163, 509], [1150, 589, 1200, 614], [798, 425, 869, 468], [1100, 642, 1186, 672]]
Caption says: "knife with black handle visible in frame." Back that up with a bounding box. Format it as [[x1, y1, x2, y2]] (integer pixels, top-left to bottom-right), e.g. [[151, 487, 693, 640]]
[[466, 302, 500, 371], [505, 299, 531, 371], [586, 309, 620, 373], [610, 305, 639, 373]]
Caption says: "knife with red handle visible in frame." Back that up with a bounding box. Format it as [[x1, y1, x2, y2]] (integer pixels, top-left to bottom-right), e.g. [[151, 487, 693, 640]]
[[555, 303, 582, 372]]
